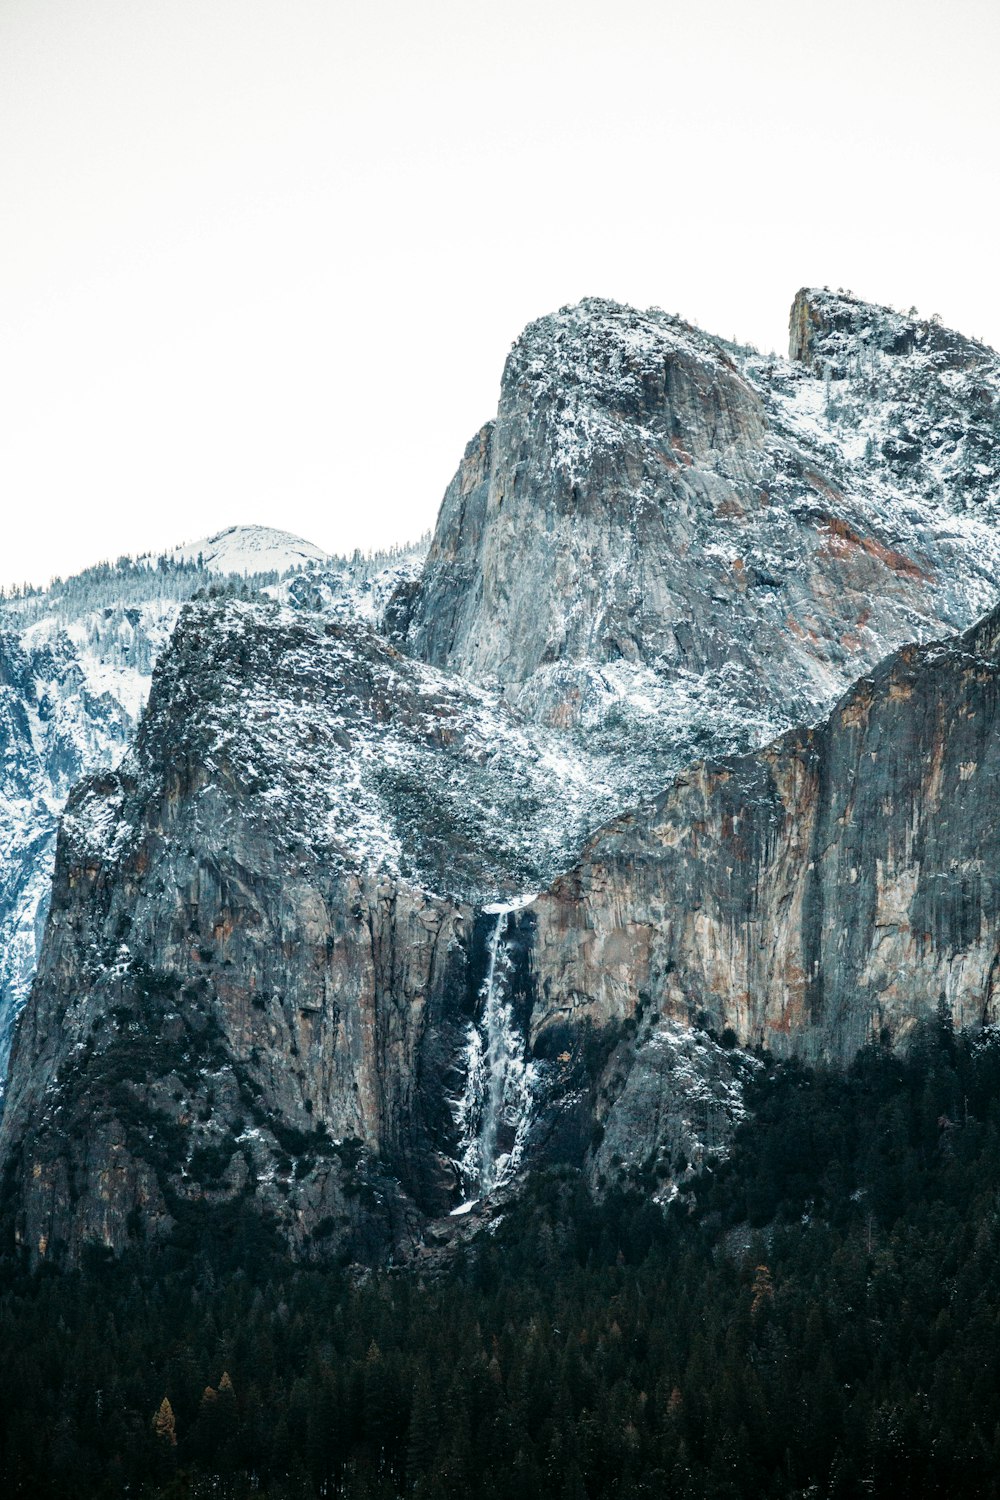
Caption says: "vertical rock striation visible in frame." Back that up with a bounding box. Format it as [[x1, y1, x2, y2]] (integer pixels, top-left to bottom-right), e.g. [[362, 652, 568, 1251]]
[[526, 601, 1000, 1063]]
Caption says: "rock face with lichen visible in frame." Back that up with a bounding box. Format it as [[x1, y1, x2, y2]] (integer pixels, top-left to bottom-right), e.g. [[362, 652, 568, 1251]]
[[4, 289, 1000, 1267]]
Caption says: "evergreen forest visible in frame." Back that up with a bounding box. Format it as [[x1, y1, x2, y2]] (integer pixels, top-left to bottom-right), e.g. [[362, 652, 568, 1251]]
[[3, 1013, 1000, 1499]]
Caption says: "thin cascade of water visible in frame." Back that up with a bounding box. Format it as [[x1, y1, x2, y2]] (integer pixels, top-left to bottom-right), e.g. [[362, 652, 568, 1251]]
[[452, 901, 537, 1198]]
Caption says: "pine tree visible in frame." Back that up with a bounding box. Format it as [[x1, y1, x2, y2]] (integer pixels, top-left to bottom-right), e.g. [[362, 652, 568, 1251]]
[[750, 1264, 774, 1319], [406, 1372, 439, 1487], [152, 1396, 177, 1446]]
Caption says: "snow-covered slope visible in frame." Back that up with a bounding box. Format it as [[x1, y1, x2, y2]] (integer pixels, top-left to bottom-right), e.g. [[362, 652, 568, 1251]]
[[170, 524, 329, 574], [66, 597, 634, 900]]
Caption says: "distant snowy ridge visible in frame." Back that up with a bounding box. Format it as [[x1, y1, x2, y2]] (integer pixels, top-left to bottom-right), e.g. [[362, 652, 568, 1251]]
[[169, 524, 330, 575]]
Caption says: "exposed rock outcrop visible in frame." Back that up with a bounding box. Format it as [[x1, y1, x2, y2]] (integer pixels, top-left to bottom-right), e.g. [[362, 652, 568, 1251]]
[[788, 286, 995, 376], [526, 601, 1000, 1064], [787, 288, 1000, 511], [0, 535, 431, 1096], [0, 603, 480, 1263], [0, 597, 648, 1265], [406, 296, 1000, 767]]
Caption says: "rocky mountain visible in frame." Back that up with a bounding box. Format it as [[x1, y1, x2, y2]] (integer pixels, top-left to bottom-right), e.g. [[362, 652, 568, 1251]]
[[3, 288, 1000, 1267], [6, 576, 1000, 1266], [404, 291, 1000, 782], [0, 596, 617, 1262], [0, 530, 428, 1093], [0, 589, 182, 1091]]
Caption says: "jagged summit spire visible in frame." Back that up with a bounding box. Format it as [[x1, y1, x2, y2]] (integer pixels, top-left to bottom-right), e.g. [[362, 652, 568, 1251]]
[[789, 285, 994, 372]]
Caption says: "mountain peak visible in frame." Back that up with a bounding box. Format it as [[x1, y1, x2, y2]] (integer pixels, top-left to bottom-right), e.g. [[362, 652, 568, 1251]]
[[504, 298, 733, 421], [170, 524, 329, 575], [789, 285, 994, 374]]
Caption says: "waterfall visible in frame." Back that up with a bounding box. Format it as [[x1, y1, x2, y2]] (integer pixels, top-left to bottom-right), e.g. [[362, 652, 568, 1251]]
[[453, 898, 538, 1200]]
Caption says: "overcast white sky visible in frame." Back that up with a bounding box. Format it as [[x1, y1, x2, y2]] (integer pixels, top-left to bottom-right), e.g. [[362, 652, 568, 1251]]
[[2, 0, 998, 587]]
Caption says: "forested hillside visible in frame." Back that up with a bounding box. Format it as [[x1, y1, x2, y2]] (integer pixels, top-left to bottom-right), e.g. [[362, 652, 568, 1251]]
[[3, 1014, 1000, 1499]]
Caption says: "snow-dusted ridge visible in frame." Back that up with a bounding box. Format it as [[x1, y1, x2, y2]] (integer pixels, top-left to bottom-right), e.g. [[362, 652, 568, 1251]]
[[170, 523, 330, 575], [76, 597, 636, 900], [409, 289, 1000, 816]]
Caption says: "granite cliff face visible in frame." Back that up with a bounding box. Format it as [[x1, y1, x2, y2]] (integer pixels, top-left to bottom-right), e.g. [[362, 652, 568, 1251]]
[[0, 597, 640, 1264], [0, 603, 472, 1263], [526, 600, 1000, 1066], [406, 295, 1000, 781], [4, 289, 1000, 1266], [9, 582, 1000, 1262], [0, 531, 430, 1097]]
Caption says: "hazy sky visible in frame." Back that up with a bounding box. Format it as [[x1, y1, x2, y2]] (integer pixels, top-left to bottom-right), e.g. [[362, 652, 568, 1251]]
[[2, 0, 998, 587]]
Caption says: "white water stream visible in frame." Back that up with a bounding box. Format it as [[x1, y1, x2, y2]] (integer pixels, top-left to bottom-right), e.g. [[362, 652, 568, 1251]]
[[452, 898, 538, 1200]]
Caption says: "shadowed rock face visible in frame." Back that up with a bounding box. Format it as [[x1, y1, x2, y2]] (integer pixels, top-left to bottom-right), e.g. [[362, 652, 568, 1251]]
[[526, 602, 1000, 1065], [2, 592, 705, 1267], [0, 619, 162, 1094], [0, 542, 434, 1100], [0, 602, 524, 1266]]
